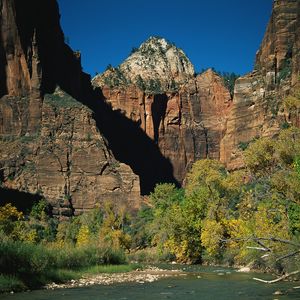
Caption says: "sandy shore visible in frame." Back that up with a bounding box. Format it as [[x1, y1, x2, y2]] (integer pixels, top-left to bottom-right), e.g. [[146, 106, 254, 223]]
[[45, 267, 186, 290]]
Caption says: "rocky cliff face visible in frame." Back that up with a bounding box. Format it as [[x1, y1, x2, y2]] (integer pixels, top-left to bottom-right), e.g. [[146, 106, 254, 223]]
[[95, 65, 232, 186], [220, 0, 300, 169], [158, 69, 232, 183], [93, 37, 216, 188], [0, 0, 140, 215], [1, 0, 299, 210], [255, 0, 300, 85]]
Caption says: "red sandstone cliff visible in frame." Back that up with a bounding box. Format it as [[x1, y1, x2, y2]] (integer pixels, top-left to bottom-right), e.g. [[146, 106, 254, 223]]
[[0, 0, 140, 215], [220, 0, 300, 169], [1, 0, 300, 210], [95, 68, 232, 184], [92, 37, 234, 185]]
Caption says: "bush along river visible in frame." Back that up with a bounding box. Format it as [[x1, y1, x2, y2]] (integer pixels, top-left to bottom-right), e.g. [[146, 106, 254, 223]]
[[1, 265, 300, 300]]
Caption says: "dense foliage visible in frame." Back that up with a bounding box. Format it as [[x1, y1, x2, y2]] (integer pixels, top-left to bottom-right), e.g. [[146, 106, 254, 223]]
[[0, 200, 130, 292], [145, 127, 300, 270]]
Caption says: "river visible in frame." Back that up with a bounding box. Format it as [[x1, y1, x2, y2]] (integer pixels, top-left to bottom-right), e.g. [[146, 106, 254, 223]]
[[2, 265, 299, 300]]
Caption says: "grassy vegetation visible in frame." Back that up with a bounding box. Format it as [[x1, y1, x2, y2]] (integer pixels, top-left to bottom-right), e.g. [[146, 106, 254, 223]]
[[82, 264, 142, 275], [0, 275, 25, 293], [0, 238, 133, 292], [127, 248, 174, 264], [0, 199, 144, 293], [44, 90, 84, 109]]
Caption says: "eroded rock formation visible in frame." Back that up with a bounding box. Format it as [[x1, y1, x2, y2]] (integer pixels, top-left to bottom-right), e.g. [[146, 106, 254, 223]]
[[220, 0, 300, 169], [0, 0, 140, 215], [93, 37, 234, 185], [93, 37, 195, 92], [96, 68, 232, 185], [1, 0, 299, 213]]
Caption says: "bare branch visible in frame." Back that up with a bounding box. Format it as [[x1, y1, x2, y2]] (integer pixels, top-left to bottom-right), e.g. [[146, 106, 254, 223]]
[[253, 270, 300, 284], [222, 237, 300, 248], [256, 237, 300, 247], [254, 239, 272, 252], [246, 246, 269, 252], [276, 250, 300, 262]]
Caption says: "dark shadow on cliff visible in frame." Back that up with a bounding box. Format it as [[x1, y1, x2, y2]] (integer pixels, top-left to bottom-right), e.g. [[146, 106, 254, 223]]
[[11, 0, 179, 195], [152, 94, 168, 144], [83, 85, 179, 194], [14, 0, 83, 97], [0, 29, 7, 98], [0, 188, 43, 213]]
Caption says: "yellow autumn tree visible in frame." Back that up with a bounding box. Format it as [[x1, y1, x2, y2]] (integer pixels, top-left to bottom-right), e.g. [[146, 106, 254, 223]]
[[0, 203, 23, 237], [98, 201, 131, 250], [76, 225, 90, 247]]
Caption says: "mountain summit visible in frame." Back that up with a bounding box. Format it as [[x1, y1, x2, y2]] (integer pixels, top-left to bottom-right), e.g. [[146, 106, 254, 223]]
[[92, 36, 195, 93]]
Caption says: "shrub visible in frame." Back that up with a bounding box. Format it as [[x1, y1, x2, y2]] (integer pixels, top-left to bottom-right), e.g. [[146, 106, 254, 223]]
[[0, 239, 127, 289], [220, 72, 239, 97], [0, 204, 23, 237], [280, 122, 290, 129], [238, 141, 250, 151], [52, 245, 126, 270], [127, 247, 174, 263], [44, 91, 84, 109], [0, 275, 25, 293], [130, 47, 138, 55], [0, 240, 54, 288], [278, 58, 292, 83]]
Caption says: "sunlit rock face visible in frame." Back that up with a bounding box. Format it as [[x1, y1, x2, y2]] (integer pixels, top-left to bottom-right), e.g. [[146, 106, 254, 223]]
[[220, 0, 300, 169], [0, 0, 141, 216]]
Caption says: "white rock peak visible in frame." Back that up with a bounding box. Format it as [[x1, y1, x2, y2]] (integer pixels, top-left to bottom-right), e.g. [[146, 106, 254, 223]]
[[93, 36, 195, 93]]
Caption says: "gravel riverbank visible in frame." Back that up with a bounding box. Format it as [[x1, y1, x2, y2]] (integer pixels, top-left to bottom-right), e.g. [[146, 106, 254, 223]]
[[45, 267, 185, 290]]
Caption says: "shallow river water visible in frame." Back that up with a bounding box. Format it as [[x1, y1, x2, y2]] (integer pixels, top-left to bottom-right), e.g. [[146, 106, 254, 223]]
[[2, 265, 300, 300]]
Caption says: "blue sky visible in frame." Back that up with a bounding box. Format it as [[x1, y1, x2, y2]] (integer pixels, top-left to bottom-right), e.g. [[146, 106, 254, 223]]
[[57, 0, 273, 77]]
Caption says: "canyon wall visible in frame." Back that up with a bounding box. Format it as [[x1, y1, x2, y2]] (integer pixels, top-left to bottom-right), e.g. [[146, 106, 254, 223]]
[[220, 0, 300, 169], [99, 69, 232, 184], [0, 0, 140, 215], [95, 0, 300, 177], [1, 0, 300, 213]]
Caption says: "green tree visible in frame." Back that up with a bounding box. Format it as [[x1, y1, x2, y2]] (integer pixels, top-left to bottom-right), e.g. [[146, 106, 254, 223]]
[[136, 75, 146, 91], [220, 72, 240, 97]]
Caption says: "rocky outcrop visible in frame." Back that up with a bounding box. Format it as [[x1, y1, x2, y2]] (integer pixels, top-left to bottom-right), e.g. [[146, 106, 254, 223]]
[[220, 0, 300, 169], [158, 69, 232, 182], [255, 0, 300, 85], [0, 90, 140, 215], [93, 37, 195, 93], [0, 0, 141, 215], [98, 69, 232, 184]]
